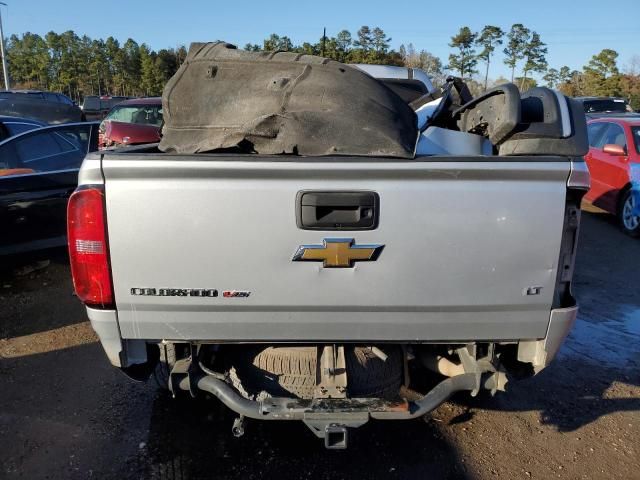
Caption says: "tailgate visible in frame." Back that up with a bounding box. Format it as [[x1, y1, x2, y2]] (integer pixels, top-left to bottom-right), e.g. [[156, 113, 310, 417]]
[[101, 155, 569, 342]]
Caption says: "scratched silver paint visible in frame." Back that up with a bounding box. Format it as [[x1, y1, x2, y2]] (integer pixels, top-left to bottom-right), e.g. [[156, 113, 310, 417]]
[[88, 153, 571, 342]]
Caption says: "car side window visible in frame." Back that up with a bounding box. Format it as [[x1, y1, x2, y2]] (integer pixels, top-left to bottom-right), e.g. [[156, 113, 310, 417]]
[[57, 94, 74, 105], [598, 123, 626, 149], [0, 124, 93, 176], [587, 123, 608, 148], [5, 122, 39, 136], [0, 142, 20, 171], [44, 92, 60, 103]]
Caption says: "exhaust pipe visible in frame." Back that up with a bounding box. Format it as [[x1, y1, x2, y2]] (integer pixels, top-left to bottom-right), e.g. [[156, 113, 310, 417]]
[[420, 353, 465, 377], [178, 375, 285, 420]]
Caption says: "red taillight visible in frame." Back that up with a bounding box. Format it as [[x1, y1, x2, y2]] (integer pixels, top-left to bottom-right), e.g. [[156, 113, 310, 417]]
[[67, 186, 114, 308]]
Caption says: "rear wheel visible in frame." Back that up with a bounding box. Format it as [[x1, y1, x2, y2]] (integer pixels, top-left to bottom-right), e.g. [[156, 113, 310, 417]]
[[619, 191, 640, 237]]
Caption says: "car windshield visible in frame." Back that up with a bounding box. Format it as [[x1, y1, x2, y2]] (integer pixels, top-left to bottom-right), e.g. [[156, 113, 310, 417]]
[[583, 99, 629, 113], [84, 97, 129, 110], [105, 105, 163, 126], [83, 97, 100, 110], [632, 127, 640, 154]]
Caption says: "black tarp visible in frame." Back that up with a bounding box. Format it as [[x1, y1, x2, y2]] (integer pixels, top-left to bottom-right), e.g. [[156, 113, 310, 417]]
[[159, 42, 418, 158]]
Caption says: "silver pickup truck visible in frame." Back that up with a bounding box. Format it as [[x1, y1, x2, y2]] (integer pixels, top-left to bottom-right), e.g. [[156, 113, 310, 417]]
[[68, 43, 590, 449]]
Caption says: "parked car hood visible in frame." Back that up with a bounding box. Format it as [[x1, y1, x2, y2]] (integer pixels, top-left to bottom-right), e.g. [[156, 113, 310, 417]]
[[102, 120, 162, 146]]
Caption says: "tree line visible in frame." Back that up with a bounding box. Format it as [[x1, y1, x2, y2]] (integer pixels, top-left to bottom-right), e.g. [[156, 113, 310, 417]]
[[443, 24, 639, 108], [552, 49, 640, 110], [4, 31, 187, 99], [445, 24, 547, 90], [244, 27, 403, 66], [245, 25, 639, 108], [2, 26, 639, 109]]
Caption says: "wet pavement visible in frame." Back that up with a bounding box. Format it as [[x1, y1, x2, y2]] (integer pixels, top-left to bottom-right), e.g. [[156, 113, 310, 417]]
[[0, 209, 639, 479]]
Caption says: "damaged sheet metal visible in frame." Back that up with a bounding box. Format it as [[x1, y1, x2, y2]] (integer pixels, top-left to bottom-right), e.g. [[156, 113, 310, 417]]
[[159, 42, 418, 158]]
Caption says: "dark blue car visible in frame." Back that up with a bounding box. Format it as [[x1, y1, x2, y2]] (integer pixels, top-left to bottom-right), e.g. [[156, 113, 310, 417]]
[[0, 122, 99, 255], [0, 115, 46, 142]]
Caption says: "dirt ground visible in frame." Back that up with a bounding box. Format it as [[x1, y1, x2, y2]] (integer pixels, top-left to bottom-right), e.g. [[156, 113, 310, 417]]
[[0, 209, 638, 480]]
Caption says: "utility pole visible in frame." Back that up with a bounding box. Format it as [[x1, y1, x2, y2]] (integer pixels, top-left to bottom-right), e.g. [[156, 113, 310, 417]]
[[0, 2, 9, 90], [321, 27, 326, 57]]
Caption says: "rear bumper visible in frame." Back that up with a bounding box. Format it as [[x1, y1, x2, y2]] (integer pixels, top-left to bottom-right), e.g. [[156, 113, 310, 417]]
[[86, 306, 147, 368], [89, 304, 579, 372], [114, 308, 552, 343], [516, 303, 579, 372]]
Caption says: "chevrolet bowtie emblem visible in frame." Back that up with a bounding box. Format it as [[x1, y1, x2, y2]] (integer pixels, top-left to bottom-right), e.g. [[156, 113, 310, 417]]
[[292, 238, 384, 268]]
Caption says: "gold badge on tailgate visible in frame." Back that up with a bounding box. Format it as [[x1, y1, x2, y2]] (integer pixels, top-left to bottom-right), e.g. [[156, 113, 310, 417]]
[[292, 238, 384, 268]]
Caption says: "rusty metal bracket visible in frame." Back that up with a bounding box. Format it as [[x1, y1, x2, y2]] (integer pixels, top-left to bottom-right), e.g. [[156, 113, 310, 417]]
[[456, 345, 507, 396], [169, 357, 197, 397], [314, 345, 347, 399], [169, 345, 201, 398]]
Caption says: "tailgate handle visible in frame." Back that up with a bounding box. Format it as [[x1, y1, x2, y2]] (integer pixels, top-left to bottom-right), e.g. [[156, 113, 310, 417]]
[[296, 191, 379, 230]]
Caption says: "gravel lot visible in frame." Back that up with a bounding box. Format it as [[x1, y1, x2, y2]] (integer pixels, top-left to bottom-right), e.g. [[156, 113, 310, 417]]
[[0, 209, 638, 480]]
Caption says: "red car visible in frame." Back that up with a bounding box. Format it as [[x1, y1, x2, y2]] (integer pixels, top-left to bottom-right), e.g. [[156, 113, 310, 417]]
[[99, 97, 162, 148], [584, 117, 640, 236]]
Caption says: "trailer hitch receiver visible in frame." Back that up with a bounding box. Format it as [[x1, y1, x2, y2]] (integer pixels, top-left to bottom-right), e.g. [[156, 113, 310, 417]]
[[324, 424, 348, 449]]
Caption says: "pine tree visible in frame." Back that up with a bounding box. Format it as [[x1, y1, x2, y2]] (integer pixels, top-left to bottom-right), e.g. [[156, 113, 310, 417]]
[[139, 44, 157, 96], [543, 68, 559, 88], [263, 34, 293, 52], [89, 39, 110, 95], [583, 49, 620, 96], [520, 32, 547, 90], [371, 27, 391, 61], [477, 25, 504, 91], [559, 66, 572, 84], [503, 24, 530, 83], [447, 26, 478, 80], [354, 26, 373, 53], [336, 30, 352, 61]]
